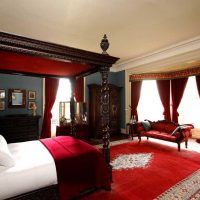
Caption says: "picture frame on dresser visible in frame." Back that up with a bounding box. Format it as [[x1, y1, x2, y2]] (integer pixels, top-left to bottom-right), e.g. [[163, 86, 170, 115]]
[[0, 89, 5, 99], [28, 90, 36, 100]]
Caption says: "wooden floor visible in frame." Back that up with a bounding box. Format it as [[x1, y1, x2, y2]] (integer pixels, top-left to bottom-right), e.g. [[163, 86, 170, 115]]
[[88, 133, 129, 145], [142, 137, 200, 153], [191, 128, 200, 139], [89, 134, 200, 153]]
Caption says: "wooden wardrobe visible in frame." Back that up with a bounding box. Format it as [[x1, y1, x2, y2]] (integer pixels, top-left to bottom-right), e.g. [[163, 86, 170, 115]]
[[88, 84, 121, 138]]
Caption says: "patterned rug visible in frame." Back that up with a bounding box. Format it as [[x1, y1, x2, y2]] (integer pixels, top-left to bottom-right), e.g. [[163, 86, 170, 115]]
[[156, 169, 200, 200], [111, 153, 153, 170], [83, 140, 200, 200]]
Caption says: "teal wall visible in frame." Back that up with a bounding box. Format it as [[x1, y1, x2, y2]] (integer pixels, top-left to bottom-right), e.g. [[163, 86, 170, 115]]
[[85, 70, 125, 129], [0, 71, 125, 136], [0, 74, 43, 133]]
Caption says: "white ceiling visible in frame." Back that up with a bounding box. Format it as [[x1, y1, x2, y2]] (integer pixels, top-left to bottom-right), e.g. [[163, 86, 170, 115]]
[[0, 0, 200, 73]]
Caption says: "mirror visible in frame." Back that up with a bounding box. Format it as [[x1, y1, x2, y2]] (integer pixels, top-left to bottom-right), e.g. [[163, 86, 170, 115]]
[[8, 89, 26, 108], [59, 101, 87, 125]]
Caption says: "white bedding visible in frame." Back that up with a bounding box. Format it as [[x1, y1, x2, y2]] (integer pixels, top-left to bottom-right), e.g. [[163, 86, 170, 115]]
[[0, 140, 57, 200]]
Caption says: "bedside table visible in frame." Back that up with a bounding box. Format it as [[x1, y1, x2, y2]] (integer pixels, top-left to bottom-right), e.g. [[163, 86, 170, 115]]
[[126, 122, 139, 140]]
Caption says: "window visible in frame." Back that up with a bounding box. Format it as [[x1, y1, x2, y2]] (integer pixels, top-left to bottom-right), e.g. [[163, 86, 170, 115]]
[[178, 76, 200, 128], [51, 79, 71, 136], [136, 77, 200, 131], [137, 80, 164, 121]]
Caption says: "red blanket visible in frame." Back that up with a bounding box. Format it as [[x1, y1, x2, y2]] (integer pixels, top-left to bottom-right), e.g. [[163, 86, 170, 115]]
[[40, 136, 110, 199]]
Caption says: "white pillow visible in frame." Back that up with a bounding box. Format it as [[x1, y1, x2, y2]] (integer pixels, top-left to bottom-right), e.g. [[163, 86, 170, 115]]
[[0, 135, 15, 167]]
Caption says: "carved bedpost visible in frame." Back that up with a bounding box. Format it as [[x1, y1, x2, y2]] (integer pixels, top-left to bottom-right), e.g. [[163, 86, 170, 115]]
[[70, 78, 76, 137], [99, 65, 111, 179], [100, 34, 112, 179]]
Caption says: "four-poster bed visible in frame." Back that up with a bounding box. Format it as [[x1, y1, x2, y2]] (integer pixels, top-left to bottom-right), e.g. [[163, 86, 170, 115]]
[[0, 32, 119, 199]]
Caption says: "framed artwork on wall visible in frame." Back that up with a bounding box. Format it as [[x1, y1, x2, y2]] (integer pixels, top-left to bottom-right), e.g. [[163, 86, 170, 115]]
[[28, 101, 36, 110], [28, 91, 36, 100], [0, 101, 5, 110], [8, 89, 26, 108], [0, 89, 5, 99]]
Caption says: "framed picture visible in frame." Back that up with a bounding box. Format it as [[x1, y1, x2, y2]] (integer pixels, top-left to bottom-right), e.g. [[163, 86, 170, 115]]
[[28, 91, 36, 100], [0, 101, 5, 110], [8, 89, 26, 108], [28, 101, 36, 110], [0, 90, 5, 99]]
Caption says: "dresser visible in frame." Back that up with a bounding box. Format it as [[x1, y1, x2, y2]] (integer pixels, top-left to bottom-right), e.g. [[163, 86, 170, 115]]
[[56, 123, 90, 140], [0, 115, 41, 143], [88, 84, 121, 138]]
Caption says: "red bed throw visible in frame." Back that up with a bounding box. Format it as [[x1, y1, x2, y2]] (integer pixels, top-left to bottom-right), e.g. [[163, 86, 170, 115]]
[[40, 136, 110, 199]]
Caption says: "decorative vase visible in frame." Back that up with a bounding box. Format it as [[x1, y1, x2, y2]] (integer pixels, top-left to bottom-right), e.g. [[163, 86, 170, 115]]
[[100, 34, 109, 55], [31, 103, 37, 116]]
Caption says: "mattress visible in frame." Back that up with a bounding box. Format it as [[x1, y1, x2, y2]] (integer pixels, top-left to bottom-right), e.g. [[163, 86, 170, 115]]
[[0, 140, 57, 200]]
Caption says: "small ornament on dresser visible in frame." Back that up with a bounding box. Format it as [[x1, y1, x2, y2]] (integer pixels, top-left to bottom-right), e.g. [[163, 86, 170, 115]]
[[31, 103, 37, 116], [29, 102, 37, 116], [60, 115, 67, 125]]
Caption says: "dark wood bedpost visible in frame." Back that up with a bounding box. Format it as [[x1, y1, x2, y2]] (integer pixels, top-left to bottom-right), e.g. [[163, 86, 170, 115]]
[[100, 34, 112, 179], [70, 77, 76, 137], [100, 65, 112, 179]]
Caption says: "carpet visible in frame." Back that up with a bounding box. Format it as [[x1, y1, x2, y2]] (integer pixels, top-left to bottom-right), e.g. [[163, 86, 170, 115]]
[[156, 169, 200, 199], [82, 140, 200, 200]]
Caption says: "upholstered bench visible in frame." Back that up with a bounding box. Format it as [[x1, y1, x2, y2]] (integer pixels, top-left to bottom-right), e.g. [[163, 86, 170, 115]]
[[136, 120, 193, 151]]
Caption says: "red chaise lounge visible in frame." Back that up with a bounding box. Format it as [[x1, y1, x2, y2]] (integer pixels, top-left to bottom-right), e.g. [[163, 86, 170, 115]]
[[136, 120, 193, 151]]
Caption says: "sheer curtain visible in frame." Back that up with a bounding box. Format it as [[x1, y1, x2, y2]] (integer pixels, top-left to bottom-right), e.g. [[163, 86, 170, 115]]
[[51, 79, 71, 136], [178, 76, 200, 128], [137, 80, 163, 121]]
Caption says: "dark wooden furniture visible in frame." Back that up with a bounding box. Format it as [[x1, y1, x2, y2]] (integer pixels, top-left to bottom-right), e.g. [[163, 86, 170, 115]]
[[56, 124, 90, 140], [126, 122, 139, 140], [0, 32, 119, 199], [7, 185, 59, 200], [88, 84, 121, 138], [0, 115, 41, 143]]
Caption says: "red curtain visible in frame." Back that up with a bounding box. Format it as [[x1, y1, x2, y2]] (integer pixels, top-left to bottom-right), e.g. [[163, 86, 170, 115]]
[[41, 78, 59, 138], [156, 80, 171, 121], [195, 75, 200, 97], [171, 78, 188, 123], [74, 77, 84, 102], [131, 81, 142, 121]]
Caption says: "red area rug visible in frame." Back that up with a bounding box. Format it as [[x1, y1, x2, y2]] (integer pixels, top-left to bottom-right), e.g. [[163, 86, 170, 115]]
[[82, 140, 200, 200]]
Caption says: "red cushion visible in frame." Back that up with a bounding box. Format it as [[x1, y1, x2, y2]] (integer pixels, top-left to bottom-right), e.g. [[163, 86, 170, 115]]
[[142, 130, 177, 142], [151, 122, 177, 133], [163, 124, 177, 133], [151, 122, 165, 132]]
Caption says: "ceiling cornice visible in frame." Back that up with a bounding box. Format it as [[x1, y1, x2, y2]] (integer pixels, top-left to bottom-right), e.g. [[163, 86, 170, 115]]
[[111, 35, 200, 72]]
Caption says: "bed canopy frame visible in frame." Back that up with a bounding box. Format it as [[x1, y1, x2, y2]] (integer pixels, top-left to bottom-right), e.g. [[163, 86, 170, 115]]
[[0, 32, 119, 181]]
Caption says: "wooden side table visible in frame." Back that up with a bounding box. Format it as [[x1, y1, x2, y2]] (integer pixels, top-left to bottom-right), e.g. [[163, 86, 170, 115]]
[[56, 124, 90, 140], [126, 122, 139, 140]]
